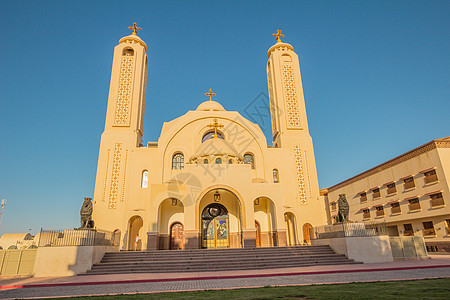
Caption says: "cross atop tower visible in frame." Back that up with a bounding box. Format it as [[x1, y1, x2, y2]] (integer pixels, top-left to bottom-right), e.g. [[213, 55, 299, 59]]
[[207, 118, 224, 138], [128, 22, 142, 35], [205, 88, 216, 101], [272, 29, 285, 43]]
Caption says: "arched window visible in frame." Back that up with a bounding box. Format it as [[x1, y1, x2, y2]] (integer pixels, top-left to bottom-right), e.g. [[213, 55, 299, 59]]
[[228, 159, 233, 164], [172, 153, 184, 170], [202, 131, 224, 143], [243, 153, 255, 169], [273, 169, 279, 183], [141, 170, 149, 188], [204, 159, 208, 164], [122, 48, 134, 56], [215, 158, 222, 164]]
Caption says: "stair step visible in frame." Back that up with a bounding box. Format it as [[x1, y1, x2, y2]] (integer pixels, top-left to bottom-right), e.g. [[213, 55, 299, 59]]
[[83, 245, 360, 275]]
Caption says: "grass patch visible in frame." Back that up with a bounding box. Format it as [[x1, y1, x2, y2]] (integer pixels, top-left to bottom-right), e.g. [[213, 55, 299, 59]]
[[65, 278, 450, 300]]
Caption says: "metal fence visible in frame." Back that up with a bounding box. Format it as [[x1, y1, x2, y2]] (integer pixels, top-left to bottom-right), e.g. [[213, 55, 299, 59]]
[[311, 221, 388, 240], [38, 228, 120, 247]]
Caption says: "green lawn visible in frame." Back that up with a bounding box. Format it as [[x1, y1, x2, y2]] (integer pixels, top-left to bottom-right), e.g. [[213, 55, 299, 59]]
[[65, 278, 450, 300]]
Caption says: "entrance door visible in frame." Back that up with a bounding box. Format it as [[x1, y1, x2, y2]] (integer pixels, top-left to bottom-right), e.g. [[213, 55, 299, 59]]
[[302, 223, 313, 245], [201, 204, 229, 248], [255, 221, 261, 247], [170, 222, 184, 250]]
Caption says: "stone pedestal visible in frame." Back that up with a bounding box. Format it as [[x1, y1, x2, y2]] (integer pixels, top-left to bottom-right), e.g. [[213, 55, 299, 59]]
[[242, 228, 257, 248], [277, 229, 287, 247], [184, 230, 200, 249], [147, 232, 159, 250]]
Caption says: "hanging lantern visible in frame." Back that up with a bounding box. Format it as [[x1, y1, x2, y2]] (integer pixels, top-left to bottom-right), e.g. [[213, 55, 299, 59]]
[[214, 190, 220, 202]]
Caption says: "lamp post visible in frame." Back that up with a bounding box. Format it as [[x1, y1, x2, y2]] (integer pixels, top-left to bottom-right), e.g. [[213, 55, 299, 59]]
[[0, 199, 7, 233]]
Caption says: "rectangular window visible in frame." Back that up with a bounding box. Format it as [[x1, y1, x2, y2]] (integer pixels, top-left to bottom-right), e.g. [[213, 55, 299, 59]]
[[403, 223, 414, 236], [446, 219, 450, 234], [386, 183, 397, 195], [372, 188, 381, 199], [403, 177, 415, 190], [424, 169, 438, 184], [330, 202, 337, 211], [429, 192, 444, 208], [408, 198, 421, 211], [423, 221, 436, 236], [360, 192, 367, 203], [362, 209, 370, 219], [391, 202, 401, 214], [375, 206, 385, 217]]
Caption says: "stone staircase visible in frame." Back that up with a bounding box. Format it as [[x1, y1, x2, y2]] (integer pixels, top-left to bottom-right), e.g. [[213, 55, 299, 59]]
[[83, 245, 361, 275]]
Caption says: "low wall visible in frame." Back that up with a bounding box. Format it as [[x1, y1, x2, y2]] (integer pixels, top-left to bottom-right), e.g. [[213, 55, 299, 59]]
[[311, 236, 394, 263], [33, 245, 116, 277]]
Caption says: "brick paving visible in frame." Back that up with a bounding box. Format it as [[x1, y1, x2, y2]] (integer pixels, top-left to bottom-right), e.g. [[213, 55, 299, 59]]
[[0, 255, 449, 299]]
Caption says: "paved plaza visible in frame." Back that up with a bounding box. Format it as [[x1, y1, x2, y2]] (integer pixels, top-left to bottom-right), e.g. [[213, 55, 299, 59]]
[[1, 255, 449, 299]]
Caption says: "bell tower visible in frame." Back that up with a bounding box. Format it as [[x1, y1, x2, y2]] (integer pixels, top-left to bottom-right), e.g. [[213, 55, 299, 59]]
[[103, 22, 148, 147], [92, 23, 148, 212], [267, 30, 324, 215]]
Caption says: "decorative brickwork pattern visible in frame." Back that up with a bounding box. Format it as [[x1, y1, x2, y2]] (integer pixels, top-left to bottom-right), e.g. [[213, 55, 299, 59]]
[[282, 64, 301, 128], [294, 145, 307, 205], [102, 149, 110, 202], [267, 63, 278, 136], [121, 150, 128, 202], [304, 150, 312, 198], [109, 143, 122, 208], [114, 56, 134, 125]]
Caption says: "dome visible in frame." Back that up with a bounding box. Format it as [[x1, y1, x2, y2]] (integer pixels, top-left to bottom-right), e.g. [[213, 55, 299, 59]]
[[189, 138, 243, 164], [196, 100, 225, 111]]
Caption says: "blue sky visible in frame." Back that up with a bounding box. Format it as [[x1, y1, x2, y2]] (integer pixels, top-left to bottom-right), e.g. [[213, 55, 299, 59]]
[[0, 1, 449, 235]]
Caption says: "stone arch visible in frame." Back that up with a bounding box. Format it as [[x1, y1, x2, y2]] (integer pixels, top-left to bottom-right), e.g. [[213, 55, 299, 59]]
[[254, 197, 277, 246], [127, 215, 143, 251], [195, 184, 246, 229], [284, 212, 298, 246], [158, 198, 184, 250]]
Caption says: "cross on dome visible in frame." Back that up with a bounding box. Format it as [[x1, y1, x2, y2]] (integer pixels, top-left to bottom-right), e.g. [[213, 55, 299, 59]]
[[128, 22, 142, 35], [207, 118, 224, 139], [272, 29, 285, 43], [205, 88, 216, 101]]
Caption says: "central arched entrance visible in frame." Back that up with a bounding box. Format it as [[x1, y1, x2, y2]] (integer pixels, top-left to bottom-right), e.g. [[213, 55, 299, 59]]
[[201, 203, 229, 248]]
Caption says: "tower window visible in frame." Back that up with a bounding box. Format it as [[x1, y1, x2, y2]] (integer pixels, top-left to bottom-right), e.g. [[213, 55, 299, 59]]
[[122, 48, 134, 56], [203, 159, 208, 164], [141, 170, 148, 188], [215, 158, 222, 164], [172, 153, 184, 170], [273, 169, 279, 183], [202, 131, 224, 143], [244, 153, 254, 169]]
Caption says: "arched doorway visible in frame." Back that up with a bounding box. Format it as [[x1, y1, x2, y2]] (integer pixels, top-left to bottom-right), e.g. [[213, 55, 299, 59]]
[[128, 216, 143, 251], [284, 212, 298, 246], [170, 222, 184, 250], [201, 203, 229, 248], [302, 223, 313, 245], [254, 197, 277, 247], [255, 220, 261, 247]]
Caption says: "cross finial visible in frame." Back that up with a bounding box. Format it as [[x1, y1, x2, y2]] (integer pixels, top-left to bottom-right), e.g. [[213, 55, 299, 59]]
[[272, 29, 285, 43], [128, 22, 142, 35], [205, 88, 216, 101], [207, 118, 224, 138]]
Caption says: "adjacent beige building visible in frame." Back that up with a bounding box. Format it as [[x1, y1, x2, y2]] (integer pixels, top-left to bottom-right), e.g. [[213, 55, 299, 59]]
[[322, 137, 450, 253], [91, 29, 327, 251]]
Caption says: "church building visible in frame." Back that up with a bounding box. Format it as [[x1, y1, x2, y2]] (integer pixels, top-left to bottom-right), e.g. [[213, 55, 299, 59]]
[[91, 25, 326, 251]]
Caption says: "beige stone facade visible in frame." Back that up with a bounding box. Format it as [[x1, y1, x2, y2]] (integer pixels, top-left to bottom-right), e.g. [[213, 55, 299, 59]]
[[91, 32, 326, 250], [322, 137, 450, 253]]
